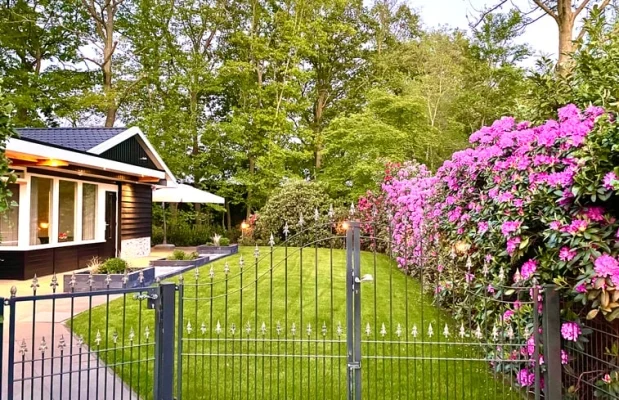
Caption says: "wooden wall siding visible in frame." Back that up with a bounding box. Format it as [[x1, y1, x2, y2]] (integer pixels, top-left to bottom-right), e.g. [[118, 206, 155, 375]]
[[0, 243, 106, 280], [120, 183, 152, 241], [101, 136, 160, 170]]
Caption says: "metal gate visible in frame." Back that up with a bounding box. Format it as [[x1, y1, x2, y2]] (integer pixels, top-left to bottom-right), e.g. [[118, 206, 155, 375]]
[[1, 219, 555, 399]]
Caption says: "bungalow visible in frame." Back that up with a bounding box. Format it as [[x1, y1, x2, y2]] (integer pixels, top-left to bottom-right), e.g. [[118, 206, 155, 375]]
[[0, 127, 184, 280]]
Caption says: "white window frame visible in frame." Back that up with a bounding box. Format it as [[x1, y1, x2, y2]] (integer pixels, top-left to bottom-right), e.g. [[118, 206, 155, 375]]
[[1, 171, 118, 250]]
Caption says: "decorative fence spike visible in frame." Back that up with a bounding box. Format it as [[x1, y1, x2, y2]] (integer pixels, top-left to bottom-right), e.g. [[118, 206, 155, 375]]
[[89, 271, 95, 287], [10, 285, 17, 298], [328, 204, 334, 219], [380, 323, 387, 337], [283, 222, 290, 238], [291, 323, 297, 336], [314, 208, 320, 221], [129, 328, 135, 343], [276, 321, 282, 336], [105, 273, 112, 286], [187, 321, 193, 335], [209, 266, 215, 279], [491, 324, 499, 341], [396, 323, 402, 338], [145, 326, 151, 340], [268, 234, 275, 247], [322, 322, 327, 337], [77, 335, 84, 348], [95, 330, 102, 346], [39, 337, 47, 353], [261, 322, 267, 336], [336, 322, 343, 337], [50, 273, 58, 291], [443, 324, 450, 338], [31, 274, 40, 292], [459, 323, 466, 339], [514, 268, 522, 283], [215, 321, 222, 335], [349, 203, 355, 216], [245, 321, 252, 335], [506, 325, 515, 340], [239, 256, 245, 269], [298, 213, 305, 227], [122, 271, 129, 285], [365, 323, 371, 337], [428, 323, 434, 338], [230, 323, 237, 336], [224, 263, 230, 275], [498, 266, 505, 282], [58, 335, 67, 350], [306, 323, 312, 337], [474, 325, 483, 340], [19, 339, 28, 355], [411, 325, 418, 339], [112, 331, 119, 344], [69, 272, 77, 289], [254, 245, 260, 258], [194, 267, 199, 280], [465, 256, 472, 269], [201, 323, 207, 335]]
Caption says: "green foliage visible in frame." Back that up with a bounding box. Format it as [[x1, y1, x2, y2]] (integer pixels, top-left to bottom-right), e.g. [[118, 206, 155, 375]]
[[0, 86, 16, 220], [152, 223, 219, 247], [98, 258, 128, 274], [219, 237, 230, 246], [254, 180, 333, 245], [168, 250, 199, 261]]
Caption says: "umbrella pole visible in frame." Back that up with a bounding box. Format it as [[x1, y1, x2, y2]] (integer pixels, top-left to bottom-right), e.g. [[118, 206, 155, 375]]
[[162, 201, 167, 245]]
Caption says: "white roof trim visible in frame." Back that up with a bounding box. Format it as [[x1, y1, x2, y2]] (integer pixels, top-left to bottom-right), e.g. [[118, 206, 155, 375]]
[[7, 138, 166, 179], [88, 126, 177, 185]]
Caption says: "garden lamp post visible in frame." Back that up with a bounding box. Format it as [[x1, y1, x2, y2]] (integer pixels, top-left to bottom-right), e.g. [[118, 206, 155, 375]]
[[241, 220, 249, 240]]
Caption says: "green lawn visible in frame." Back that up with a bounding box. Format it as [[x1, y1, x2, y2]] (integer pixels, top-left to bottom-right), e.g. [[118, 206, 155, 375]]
[[71, 246, 527, 399]]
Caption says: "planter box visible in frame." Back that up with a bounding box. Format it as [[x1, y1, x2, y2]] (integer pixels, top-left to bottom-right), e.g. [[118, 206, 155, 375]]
[[62, 267, 155, 293], [150, 255, 211, 268], [196, 244, 239, 255]]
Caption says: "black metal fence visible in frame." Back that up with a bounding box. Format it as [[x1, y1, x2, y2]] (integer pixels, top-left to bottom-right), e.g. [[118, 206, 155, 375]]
[[0, 220, 577, 400]]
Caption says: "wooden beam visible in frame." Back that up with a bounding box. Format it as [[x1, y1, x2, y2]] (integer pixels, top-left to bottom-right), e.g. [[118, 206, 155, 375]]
[[6, 150, 39, 162], [138, 176, 160, 183]]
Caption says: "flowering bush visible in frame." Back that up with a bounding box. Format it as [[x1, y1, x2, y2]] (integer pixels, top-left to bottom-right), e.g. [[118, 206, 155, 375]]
[[359, 104, 619, 389]]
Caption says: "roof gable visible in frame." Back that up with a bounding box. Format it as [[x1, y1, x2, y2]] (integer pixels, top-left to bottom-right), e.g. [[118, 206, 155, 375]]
[[16, 128, 127, 152]]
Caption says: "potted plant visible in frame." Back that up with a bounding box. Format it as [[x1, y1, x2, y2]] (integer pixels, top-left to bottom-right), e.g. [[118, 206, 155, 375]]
[[197, 234, 239, 255], [62, 257, 155, 293]]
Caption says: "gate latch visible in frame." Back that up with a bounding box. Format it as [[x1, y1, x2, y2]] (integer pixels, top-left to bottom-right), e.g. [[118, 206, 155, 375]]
[[348, 362, 361, 370], [134, 289, 159, 309], [354, 274, 374, 284]]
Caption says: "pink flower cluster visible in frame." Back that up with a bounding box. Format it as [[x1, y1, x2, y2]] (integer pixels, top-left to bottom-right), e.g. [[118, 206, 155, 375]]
[[561, 322, 582, 342]]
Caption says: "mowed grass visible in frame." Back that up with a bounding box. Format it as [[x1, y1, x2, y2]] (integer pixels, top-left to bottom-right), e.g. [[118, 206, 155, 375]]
[[71, 246, 527, 399]]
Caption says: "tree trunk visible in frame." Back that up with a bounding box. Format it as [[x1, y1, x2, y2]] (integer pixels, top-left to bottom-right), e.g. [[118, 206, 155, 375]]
[[190, 89, 199, 155], [556, 0, 575, 72], [226, 201, 232, 231], [103, 5, 116, 127], [246, 156, 255, 218], [313, 88, 328, 171], [195, 203, 201, 227]]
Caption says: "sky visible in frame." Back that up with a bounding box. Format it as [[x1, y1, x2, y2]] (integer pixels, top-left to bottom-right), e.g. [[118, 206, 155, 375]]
[[403, 0, 560, 63]]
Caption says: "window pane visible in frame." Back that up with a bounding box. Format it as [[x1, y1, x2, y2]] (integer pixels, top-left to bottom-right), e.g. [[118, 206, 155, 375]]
[[58, 180, 76, 243], [82, 183, 97, 240], [30, 177, 53, 245], [0, 183, 19, 246]]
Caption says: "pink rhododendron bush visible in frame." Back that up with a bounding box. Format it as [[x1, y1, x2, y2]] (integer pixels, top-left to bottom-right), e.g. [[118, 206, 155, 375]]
[[359, 105, 619, 392]]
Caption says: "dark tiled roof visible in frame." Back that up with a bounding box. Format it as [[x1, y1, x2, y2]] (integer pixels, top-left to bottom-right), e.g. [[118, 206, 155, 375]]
[[16, 127, 128, 152]]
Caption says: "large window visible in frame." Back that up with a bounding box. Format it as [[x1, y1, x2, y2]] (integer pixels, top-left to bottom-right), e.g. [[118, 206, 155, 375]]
[[82, 183, 97, 240], [0, 183, 19, 246], [58, 180, 76, 242], [30, 177, 53, 245]]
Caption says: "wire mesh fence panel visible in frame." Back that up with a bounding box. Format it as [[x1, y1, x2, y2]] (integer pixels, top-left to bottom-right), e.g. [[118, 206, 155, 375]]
[[176, 227, 350, 400]]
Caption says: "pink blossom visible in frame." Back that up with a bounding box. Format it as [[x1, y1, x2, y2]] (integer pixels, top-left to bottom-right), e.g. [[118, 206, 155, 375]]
[[503, 309, 514, 322], [517, 369, 535, 387], [567, 219, 588, 234], [594, 254, 619, 287], [501, 220, 521, 237], [603, 172, 618, 190], [521, 259, 538, 280], [549, 220, 562, 230], [487, 284, 495, 294], [478, 221, 489, 233], [603, 374, 612, 384], [575, 283, 587, 293], [583, 206, 605, 222], [513, 300, 522, 310], [465, 272, 474, 283], [561, 322, 581, 342], [506, 236, 521, 255], [559, 247, 577, 262], [561, 350, 569, 365], [437, 264, 444, 273]]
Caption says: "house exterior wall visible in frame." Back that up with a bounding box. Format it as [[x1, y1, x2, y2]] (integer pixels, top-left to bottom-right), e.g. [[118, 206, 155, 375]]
[[119, 183, 152, 259]]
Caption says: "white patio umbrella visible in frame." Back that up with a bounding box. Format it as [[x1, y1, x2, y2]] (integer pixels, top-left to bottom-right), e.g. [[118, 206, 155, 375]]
[[153, 184, 225, 245]]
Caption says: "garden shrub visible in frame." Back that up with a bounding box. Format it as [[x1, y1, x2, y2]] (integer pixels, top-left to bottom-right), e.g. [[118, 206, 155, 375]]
[[254, 180, 339, 246], [98, 258, 128, 274], [152, 222, 222, 247], [361, 105, 619, 390], [219, 237, 230, 246], [168, 250, 199, 261]]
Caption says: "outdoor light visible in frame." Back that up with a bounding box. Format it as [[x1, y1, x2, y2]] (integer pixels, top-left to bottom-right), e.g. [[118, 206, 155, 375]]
[[454, 240, 470, 255], [342, 221, 349, 230], [36, 159, 69, 167], [39, 222, 49, 229], [241, 221, 249, 230]]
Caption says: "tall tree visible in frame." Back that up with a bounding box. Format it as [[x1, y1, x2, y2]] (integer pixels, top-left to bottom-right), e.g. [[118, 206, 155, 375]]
[[472, 0, 614, 69], [0, 0, 91, 126]]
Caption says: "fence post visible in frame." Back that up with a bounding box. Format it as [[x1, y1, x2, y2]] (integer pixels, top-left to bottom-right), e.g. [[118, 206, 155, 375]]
[[346, 221, 354, 400], [0, 298, 4, 400], [542, 284, 561, 399], [153, 282, 176, 400]]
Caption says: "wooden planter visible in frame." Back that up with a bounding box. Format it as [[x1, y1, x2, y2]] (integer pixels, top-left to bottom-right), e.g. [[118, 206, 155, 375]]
[[62, 267, 155, 293], [150, 255, 211, 268], [196, 244, 239, 255]]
